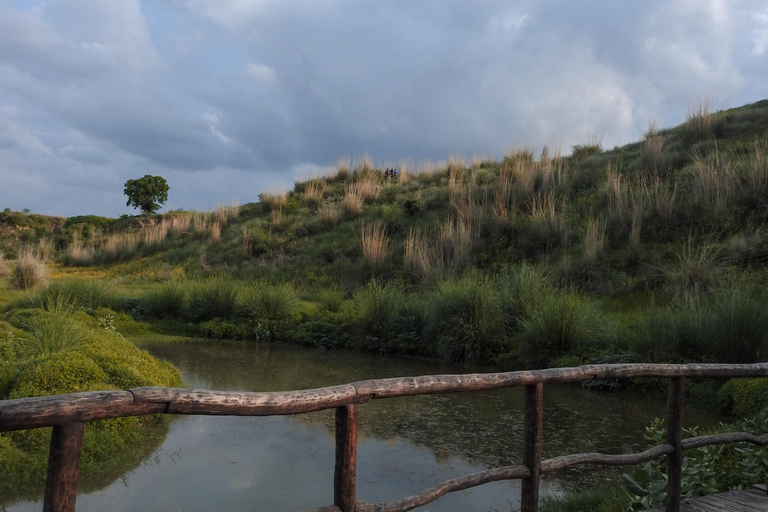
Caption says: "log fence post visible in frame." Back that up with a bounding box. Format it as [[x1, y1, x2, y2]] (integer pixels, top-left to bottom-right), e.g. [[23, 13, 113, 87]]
[[521, 383, 543, 512], [665, 377, 684, 512], [334, 404, 358, 512], [43, 422, 85, 512]]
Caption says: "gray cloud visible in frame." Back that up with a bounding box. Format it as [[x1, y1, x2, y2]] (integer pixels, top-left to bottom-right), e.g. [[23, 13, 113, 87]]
[[0, 0, 766, 217]]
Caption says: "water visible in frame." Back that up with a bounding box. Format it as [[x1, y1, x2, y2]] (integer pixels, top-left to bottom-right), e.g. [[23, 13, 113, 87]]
[[3, 341, 726, 511]]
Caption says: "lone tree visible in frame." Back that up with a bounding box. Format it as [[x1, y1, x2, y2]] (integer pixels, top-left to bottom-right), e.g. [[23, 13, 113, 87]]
[[124, 175, 169, 215]]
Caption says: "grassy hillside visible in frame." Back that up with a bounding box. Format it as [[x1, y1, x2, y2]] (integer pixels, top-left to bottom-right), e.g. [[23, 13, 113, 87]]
[[2, 99, 768, 399]]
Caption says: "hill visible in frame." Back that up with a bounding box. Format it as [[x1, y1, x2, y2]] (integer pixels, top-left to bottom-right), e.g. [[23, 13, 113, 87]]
[[2, 99, 768, 381]]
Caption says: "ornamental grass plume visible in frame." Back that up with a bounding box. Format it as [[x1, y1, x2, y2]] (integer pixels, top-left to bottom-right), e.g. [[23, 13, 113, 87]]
[[11, 247, 48, 291]]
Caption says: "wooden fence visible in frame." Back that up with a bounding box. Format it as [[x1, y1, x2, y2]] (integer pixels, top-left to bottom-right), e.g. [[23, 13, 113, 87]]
[[2, 363, 768, 512]]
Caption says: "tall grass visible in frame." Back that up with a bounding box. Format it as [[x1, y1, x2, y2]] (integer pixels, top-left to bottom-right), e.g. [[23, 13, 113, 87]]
[[141, 282, 188, 319], [337, 156, 351, 180], [630, 193, 644, 248], [66, 228, 94, 265], [35, 278, 121, 312], [17, 298, 83, 357], [243, 284, 299, 324], [529, 193, 569, 251], [435, 218, 473, 272], [259, 191, 288, 211], [343, 186, 364, 215], [214, 203, 239, 225], [100, 232, 140, 259], [143, 218, 169, 247], [37, 237, 55, 262], [302, 180, 326, 209], [355, 153, 374, 173], [11, 247, 48, 290], [352, 178, 381, 204], [690, 149, 735, 214], [0, 251, 9, 279], [643, 121, 664, 177], [353, 280, 408, 351], [685, 96, 724, 141], [516, 289, 605, 368], [404, 228, 431, 277], [425, 274, 506, 364], [605, 164, 628, 222], [450, 175, 484, 238], [210, 221, 221, 244], [740, 138, 768, 207], [494, 169, 515, 226], [318, 201, 341, 225], [704, 282, 768, 362], [660, 237, 724, 299], [187, 279, 241, 321], [642, 176, 677, 222], [584, 217, 606, 264], [360, 221, 388, 266]]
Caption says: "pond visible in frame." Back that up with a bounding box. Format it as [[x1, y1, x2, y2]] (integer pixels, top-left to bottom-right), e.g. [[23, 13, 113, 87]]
[[3, 340, 726, 511]]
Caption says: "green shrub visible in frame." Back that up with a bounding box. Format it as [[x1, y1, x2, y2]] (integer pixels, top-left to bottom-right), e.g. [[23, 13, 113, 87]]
[[199, 318, 252, 340], [516, 290, 604, 369], [244, 283, 299, 323], [703, 283, 768, 363], [0, 314, 181, 496], [35, 278, 121, 312], [425, 274, 507, 364], [353, 279, 420, 354], [187, 278, 240, 321], [625, 415, 768, 508], [141, 282, 188, 319], [719, 378, 768, 416]]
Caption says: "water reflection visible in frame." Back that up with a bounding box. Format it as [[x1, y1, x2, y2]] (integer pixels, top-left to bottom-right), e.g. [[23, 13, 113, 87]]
[[3, 341, 726, 512]]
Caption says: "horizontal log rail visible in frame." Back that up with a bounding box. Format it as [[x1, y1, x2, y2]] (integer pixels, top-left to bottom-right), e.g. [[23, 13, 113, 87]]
[[1, 363, 767, 512]]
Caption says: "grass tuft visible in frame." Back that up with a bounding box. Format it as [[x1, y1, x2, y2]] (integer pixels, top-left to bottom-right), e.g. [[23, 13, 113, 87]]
[[17, 298, 84, 357], [11, 247, 48, 291], [360, 221, 389, 267]]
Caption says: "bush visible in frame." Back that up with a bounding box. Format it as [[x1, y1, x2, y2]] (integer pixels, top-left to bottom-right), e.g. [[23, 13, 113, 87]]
[[187, 279, 240, 321], [719, 378, 768, 416], [353, 280, 418, 354], [703, 283, 768, 363], [34, 278, 122, 312], [243, 284, 299, 323], [425, 274, 507, 364], [0, 314, 181, 495], [516, 290, 605, 369], [10, 247, 48, 291], [141, 282, 188, 319]]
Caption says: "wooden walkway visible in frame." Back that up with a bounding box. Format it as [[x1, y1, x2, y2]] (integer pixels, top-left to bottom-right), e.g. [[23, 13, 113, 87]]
[[652, 485, 768, 511]]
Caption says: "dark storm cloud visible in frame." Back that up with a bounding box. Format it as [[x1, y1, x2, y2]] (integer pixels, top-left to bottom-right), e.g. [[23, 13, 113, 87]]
[[0, 0, 766, 216]]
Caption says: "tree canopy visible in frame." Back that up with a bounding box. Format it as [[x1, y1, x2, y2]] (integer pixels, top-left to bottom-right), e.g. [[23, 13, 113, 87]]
[[124, 175, 169, 215]]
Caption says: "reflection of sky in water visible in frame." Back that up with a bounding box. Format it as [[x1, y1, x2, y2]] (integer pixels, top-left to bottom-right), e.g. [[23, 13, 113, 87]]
[[3, 341, 726, 511]]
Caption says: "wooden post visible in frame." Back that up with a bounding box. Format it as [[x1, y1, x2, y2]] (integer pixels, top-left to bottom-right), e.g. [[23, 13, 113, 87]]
[[334, 404, 358, 512], [521, 383, 543, 512], [43, 422, 85, 512], [665, 377, 684, 512]]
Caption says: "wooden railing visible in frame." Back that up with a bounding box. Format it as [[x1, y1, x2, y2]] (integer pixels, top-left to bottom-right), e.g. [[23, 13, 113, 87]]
[[2, 363, 768, 512]]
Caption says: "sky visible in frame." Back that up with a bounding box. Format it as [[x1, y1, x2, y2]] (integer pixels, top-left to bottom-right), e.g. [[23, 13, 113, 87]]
[[0, 0, 767, 218]]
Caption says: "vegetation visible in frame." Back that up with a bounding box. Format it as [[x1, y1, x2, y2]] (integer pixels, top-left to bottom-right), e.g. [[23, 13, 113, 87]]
[[0, 306, 181, 495], [123, 175, 170, 215], [3, 98, 768, 504]]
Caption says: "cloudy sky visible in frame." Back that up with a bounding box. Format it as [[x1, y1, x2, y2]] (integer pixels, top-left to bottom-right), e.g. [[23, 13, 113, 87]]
[[1, 0, 766, 217]]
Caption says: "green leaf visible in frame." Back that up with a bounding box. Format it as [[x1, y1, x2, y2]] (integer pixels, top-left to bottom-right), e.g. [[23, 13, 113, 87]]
[[623, 473, 649, 497]]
